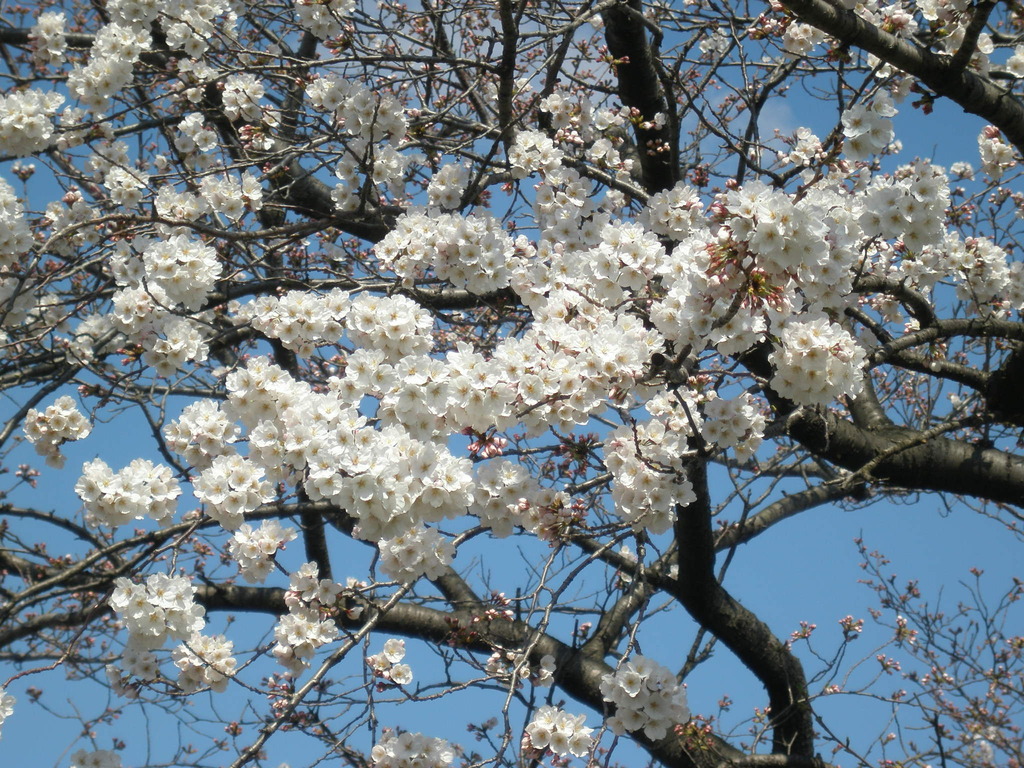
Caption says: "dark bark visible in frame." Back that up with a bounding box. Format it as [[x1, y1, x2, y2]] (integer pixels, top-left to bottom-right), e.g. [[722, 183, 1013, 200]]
[[673, 460, 816, 757], [779, 0, 1024, 155], [601, 0, 678, 194]]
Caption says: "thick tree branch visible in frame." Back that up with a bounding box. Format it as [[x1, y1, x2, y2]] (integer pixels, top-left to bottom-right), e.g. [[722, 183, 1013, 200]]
[[673, 459, 816, 756], [787, 408, 1024, 506], [601, 0, 678, 193], [778, 0, 1024, 155]]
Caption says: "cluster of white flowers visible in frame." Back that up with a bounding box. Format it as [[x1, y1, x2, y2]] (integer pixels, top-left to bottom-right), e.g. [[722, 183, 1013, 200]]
[[426, 162, 470, 209], [305, 75, 408, 200], [345, 294, 434, 362], [144, 317, 211, 377], [68, 24, 150, 113], [274, 562, 341, 674], [604, 403, 697, 534], [70, 750, 122, 768], [176, 112, 218, 159], [601, 655, 690, 740], [193, 453, 272, 530], [525, 705, 594, 757], [0, 178, 32, 267], [780, 127, 825, 167], [30, 11, 67, 65], [23, 396, 92, 468], [945, 234, 1018, 310], [0, 686, 13, 739], [295, 0, 355, 40], [1007, 44, 1024, 78], [640, 182, 705, 240], [859, 159, 949, 253], [241, 288, 350, 355], [538, 90, 634, 182], [722, 179, 830, 278], [0, 275, 38, 330], [161, 0, 233, 59], [470, 460, 543, 537], [842, 93, 897, 159], [378, 524, 455, 583], [484, 650, 555, 687], [199, 172, 264, 220], [164, 400, 239, 469], [366, 638, 414, 686], [307, 76, 407, 143], [978, 125, 1016, 179], [783, 22, 826, 55], [172, 632, 237, 692], [119, 645, 160, 680], [770, 317, 867, 406], [508, 130, 564, 178], [700, 392, 766, 461], [323, 426, 474, 541], [222, 73, 265, 123], [75, 458, 181, 527], [109, 573, 205, 650], [138, 234, 223, 311], [375, 211, 518, 294], [227, 520, 297, 583], [371, 732, 454, 768], [104, 166, 149, 210], [0, 88, 63, 157]]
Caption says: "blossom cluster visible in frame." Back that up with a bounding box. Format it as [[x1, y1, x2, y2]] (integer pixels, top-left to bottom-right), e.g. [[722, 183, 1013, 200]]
[[601, 655, 690, 740], [67, 23, 150, 113], [0, 178, 32, 267], [769, 317, 867, 406], [508, 130, 563, 178], [241, 288, 350, 356], [978, 126, 1016, 179], [371, 732, 454, 768], [23, 395, 92, 468], [295, 0, 355, 39], [639, 183, 705, 240], [484, 651, 555, 687], [366, 638, 414, 686], [199, 172, 264, 221], [700, 392, 766, 461], [604, 399, 698, 534], [109, 573, 205, 650], [222, 73, 264, 123], [0, 88, 63, 157], [344, 294, 434, 362], [842, 93, 897, 160], [273, 562, 341, 674], [75, 458, 181, 527], [524, 705, 594, 758], [172, 632, 237, 692], [228, 520, 298, 583], [374, 211, 519, 294], [426, 162, 470, 209], [29, 11, 67, 65], [192, 453, 272, 530], [378, 524, 455, 583], [164, 399, 239, 469], [0, 687, 13, 739], [305, 75, 408, 204], [159, 0, 233, 59]]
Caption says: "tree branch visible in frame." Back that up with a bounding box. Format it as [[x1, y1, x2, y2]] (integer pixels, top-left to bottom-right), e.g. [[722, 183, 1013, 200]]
[[779, 0, 1024, 155]]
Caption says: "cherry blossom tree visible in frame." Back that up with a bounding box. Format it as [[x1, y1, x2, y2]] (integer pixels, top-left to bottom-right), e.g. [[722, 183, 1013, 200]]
[[0, 0, 1021, 767]]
